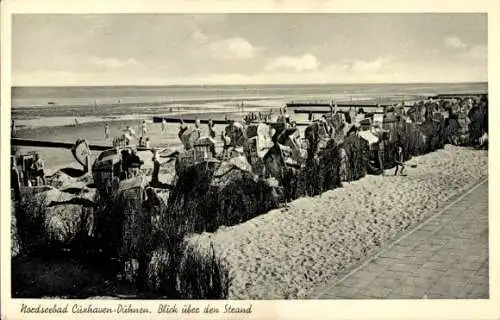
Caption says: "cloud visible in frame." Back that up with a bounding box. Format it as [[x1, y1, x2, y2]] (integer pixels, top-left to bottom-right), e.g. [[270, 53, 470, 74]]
[[13, 60, 487, 87], [462, 44, 487, 60], [208, 37, 263, 60], [445, 36, 467, 49], [191, 30, 209, 44], [336, 57, 392, 74], [350, 58, 392, 74], [89, 57, 140, 69], [265, 53, 320, 72]]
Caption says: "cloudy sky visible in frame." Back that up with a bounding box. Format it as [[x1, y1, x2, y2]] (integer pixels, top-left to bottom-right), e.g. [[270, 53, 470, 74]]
[[12, 13, 487, 86]]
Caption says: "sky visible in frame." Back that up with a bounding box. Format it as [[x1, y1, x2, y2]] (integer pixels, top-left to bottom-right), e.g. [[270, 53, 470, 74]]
[[11, 13, 487, 86]]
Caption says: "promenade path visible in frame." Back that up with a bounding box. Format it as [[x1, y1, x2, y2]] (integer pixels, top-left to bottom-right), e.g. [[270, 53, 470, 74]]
[[312, 179, 489, 299]]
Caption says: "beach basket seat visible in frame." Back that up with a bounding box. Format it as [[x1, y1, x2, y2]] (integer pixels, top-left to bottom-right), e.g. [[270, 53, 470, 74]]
[[244, 123, 273, 160], [92, 148, 123, 195], [114, 176, 153, 262], [358, 118, 372, 131], [180, 128, 201, 150], [175, 139, 217, 176], [15, 153, 37, 186], [244, 133, 269, 177]]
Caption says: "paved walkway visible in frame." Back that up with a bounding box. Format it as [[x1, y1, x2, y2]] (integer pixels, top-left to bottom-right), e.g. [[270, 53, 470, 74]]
[[314, 179, 489, 299]]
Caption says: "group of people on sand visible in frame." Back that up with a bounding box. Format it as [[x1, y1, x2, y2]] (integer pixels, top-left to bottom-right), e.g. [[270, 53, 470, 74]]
[[244, 110, 273, 123], [108, 120, 154, 149]]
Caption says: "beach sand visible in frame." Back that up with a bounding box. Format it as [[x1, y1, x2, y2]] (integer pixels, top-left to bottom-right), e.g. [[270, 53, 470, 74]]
[[184, 145, 488, 299], [13, 111, 244, 172]]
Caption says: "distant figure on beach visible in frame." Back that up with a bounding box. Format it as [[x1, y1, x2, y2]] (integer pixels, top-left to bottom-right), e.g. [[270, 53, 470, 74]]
[[31, 153, 46, 185], [11, 120, 16, 136], [104, 123, 110, 139], [208, 119, 216, 138], [145, 138, 151, 149], [161, 119, 167, 132], [178, 119, 188, 137], [372, 122, 386, 176], [141, 120, 148, 137], [11, 157, 21, 201], [150, 148, 166, 186], [377, 139, 385, 176], [394, 144, 405, 176], [74, 118, 79, 126], [123, 126, 136, 145]]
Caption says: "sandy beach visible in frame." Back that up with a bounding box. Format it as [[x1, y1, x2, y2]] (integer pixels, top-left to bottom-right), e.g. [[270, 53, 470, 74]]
[[13, 112, 240, 171], [183, 145, 488, 299]]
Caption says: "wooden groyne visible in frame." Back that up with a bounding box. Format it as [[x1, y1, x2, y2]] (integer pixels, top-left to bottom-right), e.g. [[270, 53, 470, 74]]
[[433, 93, 487, 99], [286, 102, 392, 108], [11, 138, 152, 152], [152, 117, 230, 125]]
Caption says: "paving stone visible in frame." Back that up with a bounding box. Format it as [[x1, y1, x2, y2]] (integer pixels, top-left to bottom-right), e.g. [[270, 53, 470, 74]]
[[314, 181, 488, 300], [401, 275, 435, 289], [368, 276, 404, 289], [361, 263, 388, 275], [443, 268, 474, 282], [463, 284, 489, 299], [372, 257, 398, 266], [360, 285, 393, 299], [427, 281, 467, 298], [419, 261, 451, 272], [328, 285, 362, 297], [377, 269, 411, 281], [390, 285, 429, 298], [388, 262, 422, 273], [340, 273, 378, 289]]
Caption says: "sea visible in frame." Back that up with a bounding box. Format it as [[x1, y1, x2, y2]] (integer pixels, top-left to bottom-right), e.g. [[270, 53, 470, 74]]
[[11, 82, 487, 128]]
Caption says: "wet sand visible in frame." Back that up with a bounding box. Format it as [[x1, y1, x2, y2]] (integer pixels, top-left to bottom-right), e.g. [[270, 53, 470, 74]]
[[13, 111, 244, 171]]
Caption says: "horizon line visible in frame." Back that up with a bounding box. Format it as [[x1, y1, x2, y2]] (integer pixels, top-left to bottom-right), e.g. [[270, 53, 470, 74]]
[[12, 80, 488, 88]]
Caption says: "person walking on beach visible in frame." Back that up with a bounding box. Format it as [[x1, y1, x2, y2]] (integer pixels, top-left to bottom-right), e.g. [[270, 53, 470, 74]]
[[31, 153, 46, 185], [123, 126, 136, 146], [208, 119, 216, 138], [161, 119, 167, 132], [194, 118, 201, 133], [104, 123, 110, 139], [394, 144, 405, 176], [141, 120, 148, 137]]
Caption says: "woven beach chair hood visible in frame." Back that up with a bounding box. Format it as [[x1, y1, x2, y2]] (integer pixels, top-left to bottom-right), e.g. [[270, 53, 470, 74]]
[[358, 130, 380, 145]]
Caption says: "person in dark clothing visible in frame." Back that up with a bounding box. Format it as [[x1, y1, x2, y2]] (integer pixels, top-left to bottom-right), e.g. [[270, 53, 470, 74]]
[[208, 119, 216, 138], [11, 157, 21, 201], [31, 153, 46, 185], [151, 149, 161, 185], [127, 149, 144, 178], [121, 149, 130, 179], [394, 144, 405, 176], [377, 138, 385, 176]]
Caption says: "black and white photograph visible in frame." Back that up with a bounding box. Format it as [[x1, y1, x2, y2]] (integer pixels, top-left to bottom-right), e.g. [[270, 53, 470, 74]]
[[2, 2, 497, 317]]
